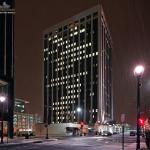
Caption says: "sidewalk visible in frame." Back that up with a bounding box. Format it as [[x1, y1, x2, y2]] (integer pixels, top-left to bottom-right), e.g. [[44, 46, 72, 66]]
[[0, 136, 55, 147], [125, 142, 147, 150], [101, 142, 147, 150]]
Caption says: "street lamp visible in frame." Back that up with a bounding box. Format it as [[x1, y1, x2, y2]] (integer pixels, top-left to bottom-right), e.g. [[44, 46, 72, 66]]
[[77, 107, 82, 123], [134, 65, 144, 150], [77, 107, 82, 113], [0, 95, 6, 144]]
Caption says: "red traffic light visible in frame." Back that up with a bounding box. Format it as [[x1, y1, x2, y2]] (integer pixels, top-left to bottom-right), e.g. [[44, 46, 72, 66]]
[[139, 118, 144, 126], [80, 121, 84, 129]]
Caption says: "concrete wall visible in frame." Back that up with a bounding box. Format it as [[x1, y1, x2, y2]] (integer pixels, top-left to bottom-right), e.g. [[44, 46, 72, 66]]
[[34, 123, 82, 137]]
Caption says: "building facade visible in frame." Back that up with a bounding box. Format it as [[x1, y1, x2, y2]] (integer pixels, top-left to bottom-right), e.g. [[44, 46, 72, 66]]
[[13, 98, 41, 135], [43, 5, 113, 125], [0, 0, 15, 138]]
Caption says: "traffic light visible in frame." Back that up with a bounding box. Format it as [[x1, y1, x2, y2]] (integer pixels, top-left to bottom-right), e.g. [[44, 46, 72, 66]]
[[80, 121, 84, 129], [139, 118, 144, 127]]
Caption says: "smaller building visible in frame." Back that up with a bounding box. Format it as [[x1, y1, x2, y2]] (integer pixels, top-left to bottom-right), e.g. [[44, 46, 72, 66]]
[[14, 98, 25, 113], [13, 98, 41, 135]]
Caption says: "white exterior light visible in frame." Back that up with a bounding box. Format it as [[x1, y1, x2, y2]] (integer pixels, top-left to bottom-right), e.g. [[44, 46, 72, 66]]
[[77, 107, 81, 112], [0, 96, 6, 102], [134, 65, 144, 77]]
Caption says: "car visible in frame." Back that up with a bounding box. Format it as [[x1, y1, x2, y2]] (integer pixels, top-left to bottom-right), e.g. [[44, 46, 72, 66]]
[[101, 131, 112, 136], [113, 132, 118, 135], [130, 131, 136, 136]]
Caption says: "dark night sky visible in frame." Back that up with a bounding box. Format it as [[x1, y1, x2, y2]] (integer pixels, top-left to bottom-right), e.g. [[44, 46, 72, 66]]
[[14, 0, 150, 125]]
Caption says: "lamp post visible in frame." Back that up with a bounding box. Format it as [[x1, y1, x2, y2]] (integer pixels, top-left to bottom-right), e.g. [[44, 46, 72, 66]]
[[134, 65, 144, 150], [25, 101, 30, 137], [0, 95, 6, 144], [45, 105, 49, 139], [45, 105, 51, 139], [77, 107, 82, 122]]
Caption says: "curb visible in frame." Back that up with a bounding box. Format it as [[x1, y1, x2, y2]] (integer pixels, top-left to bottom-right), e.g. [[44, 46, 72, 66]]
[[0, 140, 43, 148]]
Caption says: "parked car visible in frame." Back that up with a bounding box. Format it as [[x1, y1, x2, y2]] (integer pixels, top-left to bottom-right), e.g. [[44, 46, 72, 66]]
[[113, 132, 118, 135], [101, 131, 112, 136], [130, 131, 136, 136]]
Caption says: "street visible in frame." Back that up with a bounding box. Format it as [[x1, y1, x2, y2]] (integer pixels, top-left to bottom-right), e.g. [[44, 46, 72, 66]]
[[0, 135, 147, 150]]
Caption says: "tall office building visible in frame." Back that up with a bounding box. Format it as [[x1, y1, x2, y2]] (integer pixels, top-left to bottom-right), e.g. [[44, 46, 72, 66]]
[[0, 0, 15, 138], [43, 5, 113, 125]]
